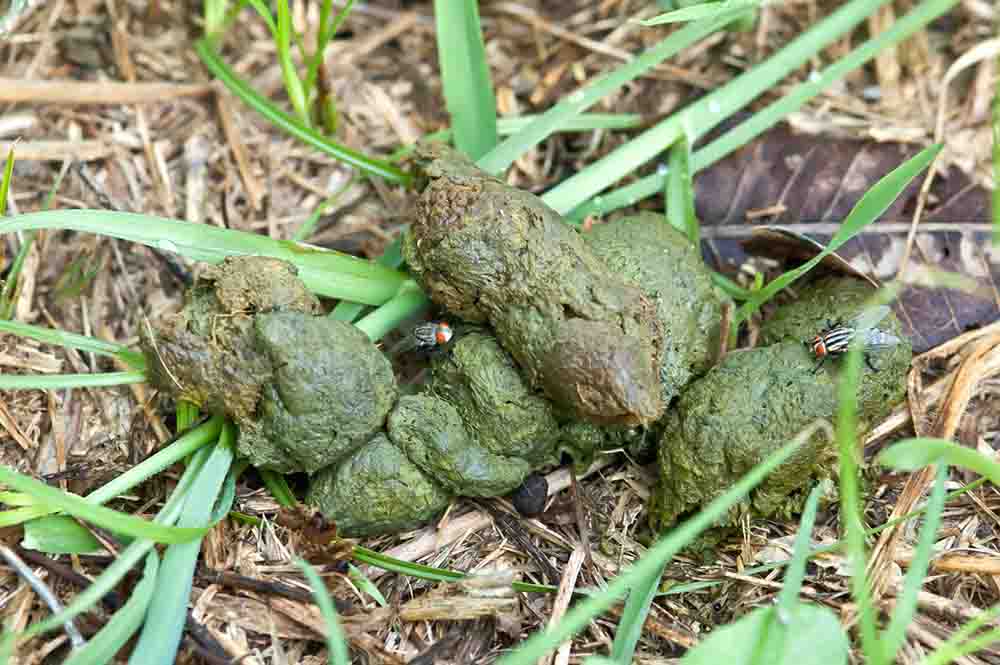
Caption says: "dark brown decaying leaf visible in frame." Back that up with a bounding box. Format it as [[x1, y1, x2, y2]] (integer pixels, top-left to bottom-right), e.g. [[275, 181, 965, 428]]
[[694, 125, 996, 353]]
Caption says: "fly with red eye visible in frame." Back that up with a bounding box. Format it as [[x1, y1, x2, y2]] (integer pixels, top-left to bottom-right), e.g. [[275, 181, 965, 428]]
[[412, 321, 454, 350], [807, 305, 902, 372], [385, 320, 458, 358]]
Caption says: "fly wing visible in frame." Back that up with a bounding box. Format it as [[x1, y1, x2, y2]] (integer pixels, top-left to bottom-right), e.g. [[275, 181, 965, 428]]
[[849, 305, 891, 333], [861, 328, 902, 349], [388, 323, 434, 355], [387, 334, 419, 355]]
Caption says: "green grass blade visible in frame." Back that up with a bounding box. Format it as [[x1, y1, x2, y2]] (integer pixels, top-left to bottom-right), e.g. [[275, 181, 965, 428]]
[[202, 0, 230, 38], [749, 484, 824, 661], [175, 401, 200, 430], [691, 0, 957, 174], [351, 545, 557, 595], [274, 0, 309, 124], [0, 492, 34, 506], [0, 371, 147, 390], [0, 146, 13, 215], [0, 506, 55, 527], [433, 0, 497, 160], [921, 604, 1000, 665], [642, 0, 756, 25], [0, 210, 407, 305], [63, 552, 159, 665], [879, 438, 1000, 484], [353, 281, 430, 342], [244, 0, 277, 34], [879, 466, 947, 662], [0, 465, 207, 544], [351, 546, 466, 584], [347, 564, 387, 607], [22, 516, 102, 554], [561, 0, 957, 220], [292, 175, 360, 242], [298, 559, 351, 665], [128, 427, 236, 665], [711, 272, 753, 300], [0, 147, 17, 320], [732, 144, 939, 331], [497, 434, 809, 665], [25, 539, 155, 642], [260, 469, 297, 508], [610, 558, 667, 662], [479, 14, 735, 176], [0, 153, 68, 320], [19, 446, 212, 640], [0, 632, 12, 663], [195, 40, 410, 186], [305, 0, 334, 96], [86, 414, 221, 507], [695, 477, 988, 599], [497, 114, 641, 134], [776, 485, 822, 616], [406, 115, 642, 161], [305, 0, 354, 95], [212, 465, 238, 524], [544, 0, 900, 215], [922, 622, 1000, 665], [329, 234, 405, 323], [665, 132, 699, 245], [836, 341, 880, 662], [0, 230, 36, 321]]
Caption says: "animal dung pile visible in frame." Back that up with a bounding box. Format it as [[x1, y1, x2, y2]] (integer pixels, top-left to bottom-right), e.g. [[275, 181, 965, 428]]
[[141, 147, 910, 538]]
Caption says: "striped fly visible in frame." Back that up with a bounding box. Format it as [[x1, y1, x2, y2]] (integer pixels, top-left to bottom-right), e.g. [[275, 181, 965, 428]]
[[808, 305, 902, 372], [412, 321, 454, 350], [387, 320, 456, 357]]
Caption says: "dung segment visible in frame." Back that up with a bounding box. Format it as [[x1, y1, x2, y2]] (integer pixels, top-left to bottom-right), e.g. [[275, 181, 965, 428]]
[[651, 342, 839, 535], [141, 257, 397, 475], [307, 434, 453, 538], [585, 213, 721, 404], [402, 142, 663, 426], [651, 276, 912, 542], [759, 276, 911, 425], [429, 330, 560, 466], [240, 312, 398, 473], [140, 256, 319, 422], [388, 394, 534, 496]]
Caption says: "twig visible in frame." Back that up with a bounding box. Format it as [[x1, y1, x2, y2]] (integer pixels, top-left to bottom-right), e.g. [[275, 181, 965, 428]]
[[18, 547, 243, 662], [568, 466, 595, 574], [867, 333, 1000, 603], [546, 546, 586, 665], [0, 79, 212, 104], [363, 455, 618, 581], [195, 567, 354, 614], [0, 545, 85, 649], [0, 140, 112, 162], [216, 91, 265, 211]]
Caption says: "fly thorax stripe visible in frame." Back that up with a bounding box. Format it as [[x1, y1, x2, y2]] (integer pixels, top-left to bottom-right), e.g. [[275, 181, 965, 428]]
[[823, 327, 855, 352]]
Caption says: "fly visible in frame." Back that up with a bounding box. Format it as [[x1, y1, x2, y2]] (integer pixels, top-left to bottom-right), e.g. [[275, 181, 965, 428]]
[[387, 320, 456, 357], [808, 305, 902, 372], [413, 321, 454, 350]]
